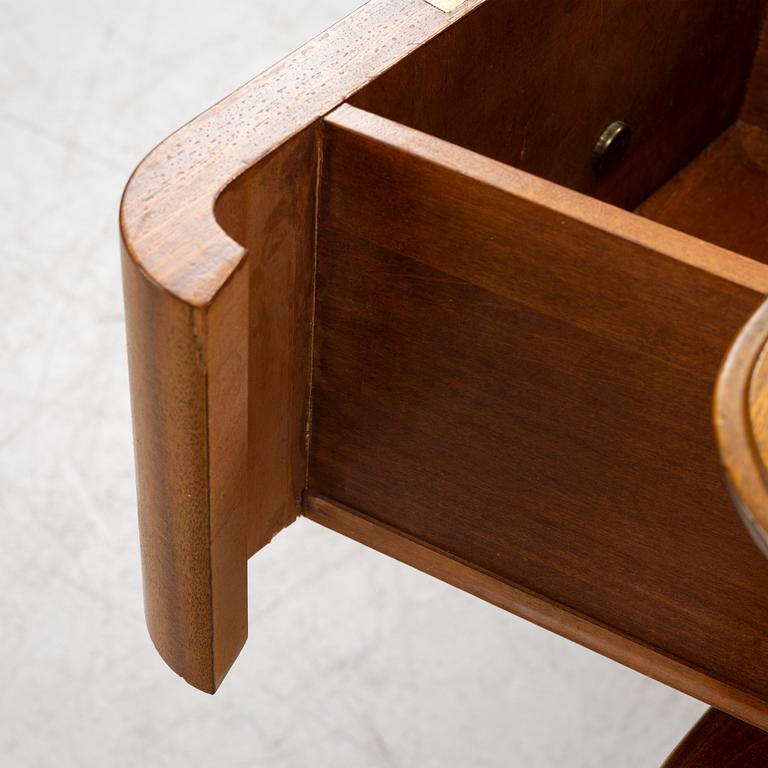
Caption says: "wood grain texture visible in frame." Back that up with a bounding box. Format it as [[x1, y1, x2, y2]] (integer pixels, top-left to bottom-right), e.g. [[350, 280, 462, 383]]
[[214, 134, 317, 555], [120, 0, 489, 691], [743, 16, 768, 129], [122, 0, 768, 698], [715, 299, 768, 560], [120, 0, 486, 307], [309, 105, 768, 726], [661, 709, 768, 767], [121, 250, 248, 693], [352, 0, 765, 209], [638, 122, 768, 263], [306, 495, 768, 731]]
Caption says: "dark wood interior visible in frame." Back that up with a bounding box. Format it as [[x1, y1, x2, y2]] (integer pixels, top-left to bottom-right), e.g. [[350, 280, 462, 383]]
[[638, 18, 768, 259], [308, 104, 768, 720], [307, 3, 768, 725], [638, 122, 768, 262], [352, 0, 768, 261], [352, 0, 765, 206]]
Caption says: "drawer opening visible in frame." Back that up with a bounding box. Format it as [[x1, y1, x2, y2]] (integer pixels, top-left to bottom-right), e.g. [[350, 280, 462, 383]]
[[350, 0, 768, 263]]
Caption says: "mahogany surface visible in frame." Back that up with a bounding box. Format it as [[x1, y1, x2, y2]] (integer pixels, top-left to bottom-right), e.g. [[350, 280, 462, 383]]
[[121, 0, 768, 736], [308, 105, 768, 726], [352, 0, 765, 208], [121, 0, 487, 693]]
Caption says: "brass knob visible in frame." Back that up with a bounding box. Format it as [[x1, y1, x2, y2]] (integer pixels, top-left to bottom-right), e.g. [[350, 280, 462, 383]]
[[592, 121, 631, 175]]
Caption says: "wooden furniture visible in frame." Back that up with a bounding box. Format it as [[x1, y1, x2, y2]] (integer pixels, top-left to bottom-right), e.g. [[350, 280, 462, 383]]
[[121, 0, 768, 760], [661, 709, 768, 768]]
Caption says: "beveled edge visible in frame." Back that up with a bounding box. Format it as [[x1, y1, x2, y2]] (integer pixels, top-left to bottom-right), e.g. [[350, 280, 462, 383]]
[[715, 297, 768, 558], [325, 103, 768, 296]]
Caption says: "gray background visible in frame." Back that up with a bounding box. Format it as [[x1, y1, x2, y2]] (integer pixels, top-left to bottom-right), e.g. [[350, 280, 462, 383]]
[[0, 0, 706, 765]]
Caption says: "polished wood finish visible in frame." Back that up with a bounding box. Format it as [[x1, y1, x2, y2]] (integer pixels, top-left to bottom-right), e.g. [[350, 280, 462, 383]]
[[121, 0, 487, 693], [306, 495, 768, 729], [214, 135, 317, 556], [121, 250, 249, 693], [637, 122, 768, 263], [661, 709, 768, 767], [122, 0, 768, 731], [352, 0, 765, 209], [308, 104, 768, 727], [714, 299, 768, 559]]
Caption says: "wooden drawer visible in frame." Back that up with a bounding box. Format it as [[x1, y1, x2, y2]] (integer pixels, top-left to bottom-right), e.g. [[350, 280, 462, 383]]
[[121, 0, 768, 730]]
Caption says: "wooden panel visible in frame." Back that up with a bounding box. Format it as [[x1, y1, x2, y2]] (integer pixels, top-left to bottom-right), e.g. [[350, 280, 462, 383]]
[[305, 496, 768, 726], [308, 105, 768, 726], [661, 709, 768, 767], [743, 16, 768, 129], [352, 0, 766, 209], [638, 122, 768, 264], [214, 134, 317, 555]]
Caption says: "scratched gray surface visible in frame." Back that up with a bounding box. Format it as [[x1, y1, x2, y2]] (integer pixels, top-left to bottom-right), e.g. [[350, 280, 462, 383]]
[[0, 0, 706, 765]]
